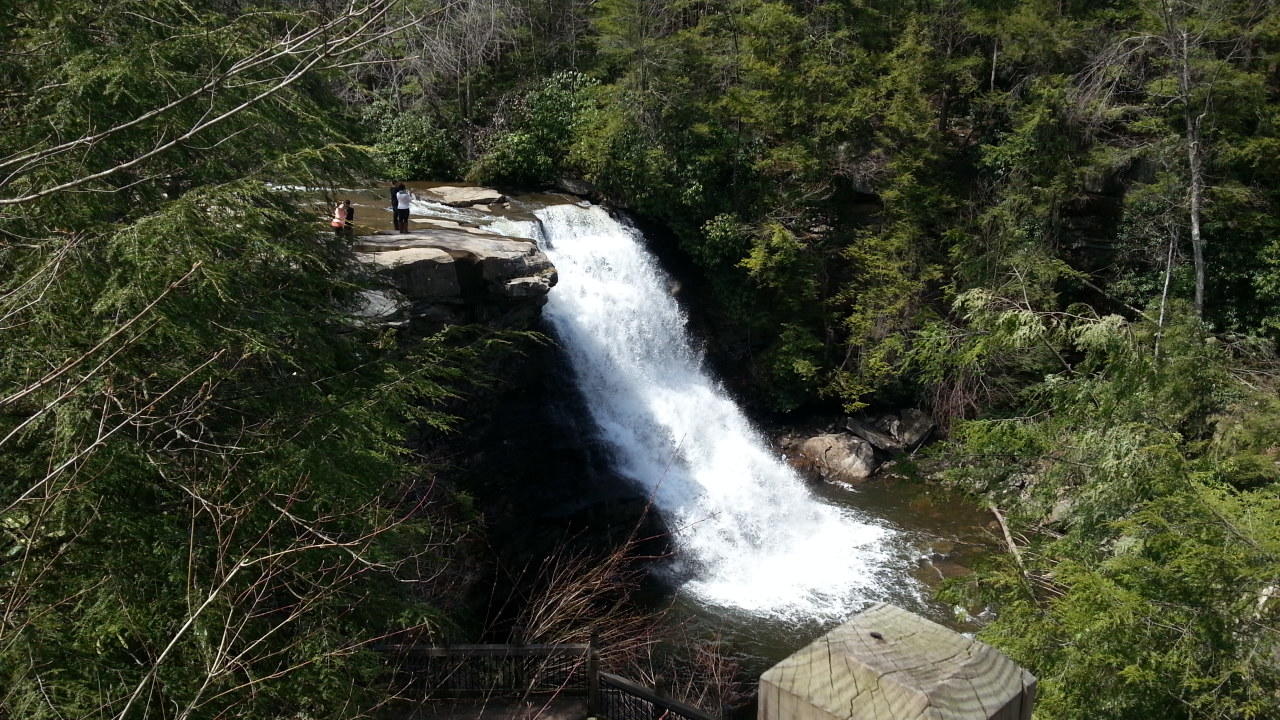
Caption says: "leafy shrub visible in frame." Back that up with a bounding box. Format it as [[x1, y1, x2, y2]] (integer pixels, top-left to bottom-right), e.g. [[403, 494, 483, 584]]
[[368, 105, 461, 180], [569, 99, 675, 212], [692, 214, 752, 268], [468, 71, 598, 186]]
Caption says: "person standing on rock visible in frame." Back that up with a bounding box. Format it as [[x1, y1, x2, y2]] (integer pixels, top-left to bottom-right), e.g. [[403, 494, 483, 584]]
[[331, 200, 349, 238], [393, 184, 412, 233], [342, 199, 355, 238]]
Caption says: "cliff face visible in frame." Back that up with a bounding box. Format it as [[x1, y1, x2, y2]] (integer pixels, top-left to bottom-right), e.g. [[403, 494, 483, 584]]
[[351, 186, 558, 332]]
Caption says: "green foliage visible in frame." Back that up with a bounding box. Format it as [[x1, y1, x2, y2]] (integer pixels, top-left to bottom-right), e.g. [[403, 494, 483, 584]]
[[469, 71, 600, 186], [755, 323, 826, 412], [0, 3, 493, 717], [14, 0, 1280, 716], [404, 0, 1280, 715], [694, 214, 753, 268], [570, 93, 680, 214], [368, 103, 462, 180], [937, 311, 1280, 719]]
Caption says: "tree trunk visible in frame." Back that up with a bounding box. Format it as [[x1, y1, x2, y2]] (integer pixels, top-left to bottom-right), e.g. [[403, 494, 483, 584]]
[[1166, 10, 1208, 319], [1156, 231, 1176, 360], [1181, 30, 1207, 319]]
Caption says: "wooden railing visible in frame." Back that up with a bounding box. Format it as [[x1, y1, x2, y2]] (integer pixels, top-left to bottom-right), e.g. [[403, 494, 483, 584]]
[[377, 643, 716, 720]]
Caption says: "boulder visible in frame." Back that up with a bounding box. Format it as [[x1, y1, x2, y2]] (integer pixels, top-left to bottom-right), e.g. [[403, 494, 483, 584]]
[[357, 228, 556, 296], [503, 276, 554, 298], [355, 226, 558, 330], [889, 408, 934, 448], [798, 433, 878, 484], [352, 289, 408, 327], [845, 408, 935, 452], [843, 417, 899, 452], [427, 185, 506, 207], [1047, 495, 1076, 528], [554, 176, 596, 197], [357, 246, 461, 302]]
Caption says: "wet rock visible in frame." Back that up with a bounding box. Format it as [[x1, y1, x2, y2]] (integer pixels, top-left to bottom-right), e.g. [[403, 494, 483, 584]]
[[930, 540, 956, 557], [845, 408, 935, 452], [776, 432, 802, 452], [928, 558, 973, 580], [427, 185, 507, 207], [411, 217, 481, 231], [797, 433, 879, 483]]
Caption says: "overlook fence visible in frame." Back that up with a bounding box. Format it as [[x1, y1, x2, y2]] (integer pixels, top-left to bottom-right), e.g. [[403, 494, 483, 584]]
[[377, 642, 717, 720], [597, 671, 717, 720]]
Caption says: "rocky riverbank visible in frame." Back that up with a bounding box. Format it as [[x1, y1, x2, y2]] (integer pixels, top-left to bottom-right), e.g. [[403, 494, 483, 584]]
[[778, 408, 936, 485]]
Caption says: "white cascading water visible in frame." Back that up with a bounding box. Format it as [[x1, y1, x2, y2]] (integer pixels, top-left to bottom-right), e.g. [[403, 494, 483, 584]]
[[527, 202, 894, 621]]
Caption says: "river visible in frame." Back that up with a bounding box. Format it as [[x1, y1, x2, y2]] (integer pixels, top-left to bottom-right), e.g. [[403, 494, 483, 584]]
[[334, 184, 995, 671]]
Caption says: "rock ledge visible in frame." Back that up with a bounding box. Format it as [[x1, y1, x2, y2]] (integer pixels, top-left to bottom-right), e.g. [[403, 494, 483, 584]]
[[354, 226, 556, 330]]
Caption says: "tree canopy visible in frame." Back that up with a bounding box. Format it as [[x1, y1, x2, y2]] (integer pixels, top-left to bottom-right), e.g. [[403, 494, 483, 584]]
[[5, 0, 1280, 717]]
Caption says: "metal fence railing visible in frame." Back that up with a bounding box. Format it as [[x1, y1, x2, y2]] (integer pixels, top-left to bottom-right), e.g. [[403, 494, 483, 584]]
[[378, 643, 593, 699], [377, 643, 717, 720], [598, 672, 716, 720]]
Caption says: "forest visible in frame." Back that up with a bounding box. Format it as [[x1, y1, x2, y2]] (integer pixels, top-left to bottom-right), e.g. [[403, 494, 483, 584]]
[[2, 0, 1279, 718]]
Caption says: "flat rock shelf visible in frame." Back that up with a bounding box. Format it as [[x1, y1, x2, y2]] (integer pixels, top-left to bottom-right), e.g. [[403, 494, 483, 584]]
[[353, 227, 557, 330]]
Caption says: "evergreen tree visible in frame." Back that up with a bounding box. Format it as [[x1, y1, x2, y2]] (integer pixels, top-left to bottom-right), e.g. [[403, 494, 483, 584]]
[[1, 2, 482, 717]]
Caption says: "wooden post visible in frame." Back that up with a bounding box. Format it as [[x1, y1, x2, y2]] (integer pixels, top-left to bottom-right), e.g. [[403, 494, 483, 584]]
[[587, 632, 601, 717], [653, 674, 670, 720], [758, 603, 1036, 720]]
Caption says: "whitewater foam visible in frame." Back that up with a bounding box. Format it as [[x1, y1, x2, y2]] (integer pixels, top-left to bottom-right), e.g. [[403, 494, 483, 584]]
[[534, 202, 894, 621]]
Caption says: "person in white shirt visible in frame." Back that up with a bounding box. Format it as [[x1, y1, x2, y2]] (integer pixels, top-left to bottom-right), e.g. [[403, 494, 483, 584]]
[[394, 184, 412, 233]]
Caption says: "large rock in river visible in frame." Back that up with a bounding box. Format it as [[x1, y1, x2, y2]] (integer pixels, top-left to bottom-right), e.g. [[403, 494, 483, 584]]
[[797, 433, 878, 484], [426, 185, 507, 207], [845, 408, 935, 452]]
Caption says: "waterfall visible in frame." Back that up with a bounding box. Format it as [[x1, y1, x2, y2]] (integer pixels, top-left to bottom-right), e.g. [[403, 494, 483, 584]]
[[532, 202, 894, 621]]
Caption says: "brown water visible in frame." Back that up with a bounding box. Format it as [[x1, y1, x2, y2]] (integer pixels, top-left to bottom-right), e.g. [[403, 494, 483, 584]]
[[311, 181, 544, 234]]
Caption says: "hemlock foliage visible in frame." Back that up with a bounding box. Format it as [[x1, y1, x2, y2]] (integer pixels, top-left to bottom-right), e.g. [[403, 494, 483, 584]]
[[2, 2, 491, 717], [364, 1, 1279, 716], [935, 307, 1280, 719], [6, 0, 1280, 718]]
